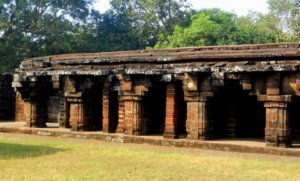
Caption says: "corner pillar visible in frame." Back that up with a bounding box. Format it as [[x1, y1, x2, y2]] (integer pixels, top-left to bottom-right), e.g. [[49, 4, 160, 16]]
[[24, 97, 47, 128]]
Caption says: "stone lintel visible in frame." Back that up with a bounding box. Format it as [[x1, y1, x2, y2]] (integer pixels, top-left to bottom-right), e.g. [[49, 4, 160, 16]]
[[257, 95, 292, 102], [65, 92, 82, 99]]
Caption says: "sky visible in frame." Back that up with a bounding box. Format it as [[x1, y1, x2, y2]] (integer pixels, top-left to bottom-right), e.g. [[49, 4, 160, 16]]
[[93, 0, 269, 16]]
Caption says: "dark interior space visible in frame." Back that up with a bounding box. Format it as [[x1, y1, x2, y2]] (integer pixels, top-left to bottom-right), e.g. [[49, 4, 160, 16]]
[[290, 96, 300, 145], [47, 95, 61, 123], [176, 83, 187, 137], [108, 90, 119, 133], [65, 101, 71, 128], [84, 83, 103, 130], [210, 79, 265, 139], [142, 83, 167, 135]]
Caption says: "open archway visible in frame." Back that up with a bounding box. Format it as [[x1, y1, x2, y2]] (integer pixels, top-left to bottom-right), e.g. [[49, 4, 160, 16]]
[[209, 79, 265, 139]]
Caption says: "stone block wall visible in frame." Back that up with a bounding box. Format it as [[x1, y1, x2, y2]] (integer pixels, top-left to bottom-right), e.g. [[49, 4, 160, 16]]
[[0, 74, 15, 120]]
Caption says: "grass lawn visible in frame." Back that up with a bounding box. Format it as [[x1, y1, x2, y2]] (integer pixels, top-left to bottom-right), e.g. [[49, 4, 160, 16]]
[[0, 133, 300, 181]]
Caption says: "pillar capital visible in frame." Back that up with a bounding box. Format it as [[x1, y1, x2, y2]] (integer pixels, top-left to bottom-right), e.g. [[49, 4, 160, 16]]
[[264, 101, 289, 108], [65, 92, 82, 100], [118, 75, 150, 97], [122, 95, 142, 101], [257, 95, 292, 103]]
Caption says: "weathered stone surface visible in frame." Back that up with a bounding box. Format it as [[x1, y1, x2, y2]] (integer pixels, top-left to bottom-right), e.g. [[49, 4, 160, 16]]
[[13, 43, 300, 148], [15, 43, 300, 79]]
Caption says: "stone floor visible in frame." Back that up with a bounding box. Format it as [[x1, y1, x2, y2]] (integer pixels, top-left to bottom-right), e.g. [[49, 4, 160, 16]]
[[1, 121, 300, 157]]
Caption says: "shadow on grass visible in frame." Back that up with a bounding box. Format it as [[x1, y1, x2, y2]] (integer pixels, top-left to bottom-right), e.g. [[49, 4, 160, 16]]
[[0, 143, 66, 159]]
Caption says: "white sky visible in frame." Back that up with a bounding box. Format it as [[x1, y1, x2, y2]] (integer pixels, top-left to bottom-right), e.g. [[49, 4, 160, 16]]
[[93, 0, 269, 16]]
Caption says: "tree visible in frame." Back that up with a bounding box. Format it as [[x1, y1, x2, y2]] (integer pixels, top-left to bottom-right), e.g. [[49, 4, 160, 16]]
[[0, 0, 92, 72], [158, 9, 239, 48], [158, 8, 284, 48], [235, 12, 282, 44], [267, 0, 300, 40], [107, 0, 192, 48]]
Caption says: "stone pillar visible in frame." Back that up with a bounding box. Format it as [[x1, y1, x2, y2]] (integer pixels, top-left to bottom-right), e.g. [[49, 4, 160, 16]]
[[58, 96, 69, 128], [24, 98, 48, 128], [116, 97, 125, 133], [15, 92, 25, 122], [123, 95, 142, 135], [180, 73, 213, 140], [118, 75, 149, 135], [164, 83, 178, 138], [68, 97, 85, 131], [186, 96, 209, 140], [102, 85, 110, 133], [264, 101, 292, 147]]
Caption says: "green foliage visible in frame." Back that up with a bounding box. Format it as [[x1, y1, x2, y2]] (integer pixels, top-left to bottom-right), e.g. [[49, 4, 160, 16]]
[[268, 0, 300, 41], [235, 12, 281, 44], [0, 0, 299, 72], [158, 8, 284, 48], [107, 0, 192, 48], [0, 0, 92, 72]]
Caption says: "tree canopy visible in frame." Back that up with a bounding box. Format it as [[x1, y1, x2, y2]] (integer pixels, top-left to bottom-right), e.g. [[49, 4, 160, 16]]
[[0, 0, 298, 72]]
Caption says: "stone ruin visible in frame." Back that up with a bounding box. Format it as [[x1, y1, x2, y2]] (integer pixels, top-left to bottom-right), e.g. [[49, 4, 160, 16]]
[[11, 43, 300, 148]]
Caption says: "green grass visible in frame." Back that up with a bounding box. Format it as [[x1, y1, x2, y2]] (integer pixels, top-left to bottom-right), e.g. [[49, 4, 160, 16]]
[[0, 134, 300, 181]]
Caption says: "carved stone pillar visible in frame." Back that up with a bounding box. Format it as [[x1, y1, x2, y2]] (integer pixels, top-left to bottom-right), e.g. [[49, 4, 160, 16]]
[[264, 100, 292, 147], [15, 76, 52, 128], [180, 73, 213, 140], [102, 82, 110, 133], [102, 80, 120, 133], [118, 75, 149, 135], [164, 83, 178, 138], [64, 76, 95, 131], [68, 96, 85, 131], [186, 96, 210, 140], [24, 97, 48, 128], [258, 94, 292, 147], [58, 96, 69, 128], [123, 95, 142, 135], [116, 97, 125, 133]]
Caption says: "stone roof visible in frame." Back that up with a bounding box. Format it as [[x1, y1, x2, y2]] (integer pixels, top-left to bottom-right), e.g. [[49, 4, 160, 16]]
[[16, 43, 300, 77]]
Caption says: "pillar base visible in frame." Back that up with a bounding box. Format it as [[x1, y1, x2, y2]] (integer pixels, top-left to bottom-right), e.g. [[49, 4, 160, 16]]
[[187, 134, 210, 141], [26, 122, 47, 128], [71, 124, 85, 131], [32, 123, 47, 128], [266, 142, 292, 148], [164, 133, 179, 139]]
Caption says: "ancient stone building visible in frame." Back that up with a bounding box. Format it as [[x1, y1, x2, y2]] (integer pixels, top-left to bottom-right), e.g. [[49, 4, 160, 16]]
[[0, 74, 15, 120], [13, 43, 300, 148]]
